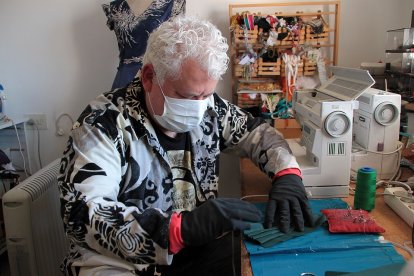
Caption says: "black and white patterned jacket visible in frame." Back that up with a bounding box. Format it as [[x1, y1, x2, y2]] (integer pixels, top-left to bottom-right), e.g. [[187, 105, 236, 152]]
[[58, 74, 299, 274]]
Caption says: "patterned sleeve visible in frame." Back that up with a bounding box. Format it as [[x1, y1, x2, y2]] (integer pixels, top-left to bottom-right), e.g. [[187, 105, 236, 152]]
[[57, 97, 172, 266], [214, 94, 300, 179]]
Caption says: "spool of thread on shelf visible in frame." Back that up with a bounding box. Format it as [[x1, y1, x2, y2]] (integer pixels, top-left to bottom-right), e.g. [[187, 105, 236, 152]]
[[354, 167, 377, 211]]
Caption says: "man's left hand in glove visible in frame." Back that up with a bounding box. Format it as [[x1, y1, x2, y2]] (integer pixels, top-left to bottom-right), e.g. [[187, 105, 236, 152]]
[[264, 173, 314, 233]]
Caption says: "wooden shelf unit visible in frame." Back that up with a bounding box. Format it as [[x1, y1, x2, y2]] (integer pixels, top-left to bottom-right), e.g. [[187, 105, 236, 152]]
[[229, 1, 341, 111]]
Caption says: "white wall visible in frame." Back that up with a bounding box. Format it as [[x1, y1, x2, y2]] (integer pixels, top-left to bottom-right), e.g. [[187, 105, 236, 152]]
[[339, 0, 414, 67], [1, 0, 413, 194], [1, 0, 119, 172]]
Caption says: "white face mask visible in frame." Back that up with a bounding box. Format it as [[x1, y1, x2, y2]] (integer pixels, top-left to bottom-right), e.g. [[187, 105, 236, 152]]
[[149, 77, 211, 133]]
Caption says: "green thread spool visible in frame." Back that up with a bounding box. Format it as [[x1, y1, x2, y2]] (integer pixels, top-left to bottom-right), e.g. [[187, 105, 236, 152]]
[[354, 167, 377, 211]]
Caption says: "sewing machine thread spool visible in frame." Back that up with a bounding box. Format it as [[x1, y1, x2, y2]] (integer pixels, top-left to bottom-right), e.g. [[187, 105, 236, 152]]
[[354, 167, 377, 211]]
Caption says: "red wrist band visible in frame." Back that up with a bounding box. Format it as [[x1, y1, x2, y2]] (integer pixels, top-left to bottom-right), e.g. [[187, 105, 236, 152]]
[[169, 212, 185, 254], [273, 168, 302, 181]]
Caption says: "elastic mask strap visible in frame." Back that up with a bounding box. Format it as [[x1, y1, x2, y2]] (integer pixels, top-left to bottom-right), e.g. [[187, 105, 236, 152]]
[[155, 74, 167, 98], [147, 74, 163, 116], [147, 91, 157, 117]]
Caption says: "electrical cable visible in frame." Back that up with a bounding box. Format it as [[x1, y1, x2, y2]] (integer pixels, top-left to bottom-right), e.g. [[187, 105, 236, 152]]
[[10, 120, 29, 178], [352, 142, 403, 155], [55, 113, 75, 136], [376, 180, 388, 189], [403, 240, 414, 251], [31, 121, 42, 169], [394, 168, 402, 182], [382, 192, 414, 202], [26, 119, 43, 170], [377, 236, 414, 257], [351, 175, 412, 197], [389, 147, 402, 181], [350, 142, 403, 184], [387, 181, 413, 194], [240, 194, 268, 201], [348, 185, 355, 195], [390, 240, 414, 258]]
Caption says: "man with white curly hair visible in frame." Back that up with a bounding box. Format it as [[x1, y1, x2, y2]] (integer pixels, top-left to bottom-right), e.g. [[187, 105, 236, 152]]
[[58, 16, 313, 276]]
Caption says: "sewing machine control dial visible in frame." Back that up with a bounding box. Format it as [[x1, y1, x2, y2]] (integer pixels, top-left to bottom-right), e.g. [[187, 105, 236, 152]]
[[324, 111, 350, 137]]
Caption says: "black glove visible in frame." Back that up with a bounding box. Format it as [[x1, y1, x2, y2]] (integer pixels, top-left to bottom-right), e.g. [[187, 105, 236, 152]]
[[181, 198, 261, 246], [264, 174, 314, 233]]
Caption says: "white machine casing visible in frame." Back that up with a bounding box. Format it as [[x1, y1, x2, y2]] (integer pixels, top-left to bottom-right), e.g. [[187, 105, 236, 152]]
[[352, 88, 401, 180], [288, 66, 375, 198]]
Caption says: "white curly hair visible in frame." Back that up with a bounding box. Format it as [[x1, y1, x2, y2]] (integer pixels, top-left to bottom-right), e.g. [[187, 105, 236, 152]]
[[142, 16, 229, 84]]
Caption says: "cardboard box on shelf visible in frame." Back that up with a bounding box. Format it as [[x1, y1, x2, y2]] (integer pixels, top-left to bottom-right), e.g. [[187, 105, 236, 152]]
[[274, 118, 301, 139], [274, 118, 300, 129]]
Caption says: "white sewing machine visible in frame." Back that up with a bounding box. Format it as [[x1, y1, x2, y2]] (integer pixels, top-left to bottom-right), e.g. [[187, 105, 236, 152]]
[[351, 88, 401, 180], [287, 66, 375, 198]]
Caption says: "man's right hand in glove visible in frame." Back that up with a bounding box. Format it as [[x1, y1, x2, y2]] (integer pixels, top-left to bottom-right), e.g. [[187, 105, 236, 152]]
[[169, 198, 261, 253]]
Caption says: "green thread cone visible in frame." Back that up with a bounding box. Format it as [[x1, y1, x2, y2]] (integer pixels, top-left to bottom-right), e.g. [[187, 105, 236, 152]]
[[354, 167, 377, 211]]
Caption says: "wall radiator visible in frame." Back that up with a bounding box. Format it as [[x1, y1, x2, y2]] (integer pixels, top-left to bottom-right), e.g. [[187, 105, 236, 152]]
[[2, 159, 68, 276]]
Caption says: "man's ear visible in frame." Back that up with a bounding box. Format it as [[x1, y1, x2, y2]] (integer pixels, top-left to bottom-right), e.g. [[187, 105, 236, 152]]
[[142, 64, 155, 93]]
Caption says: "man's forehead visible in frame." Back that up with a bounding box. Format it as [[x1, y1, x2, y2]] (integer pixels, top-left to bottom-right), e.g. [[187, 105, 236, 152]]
[[169, 77, 216, 95]]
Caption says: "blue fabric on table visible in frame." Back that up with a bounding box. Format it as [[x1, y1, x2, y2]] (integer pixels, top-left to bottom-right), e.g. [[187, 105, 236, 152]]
[[244, 199, 406, 276], [325, 263, 405, 276]]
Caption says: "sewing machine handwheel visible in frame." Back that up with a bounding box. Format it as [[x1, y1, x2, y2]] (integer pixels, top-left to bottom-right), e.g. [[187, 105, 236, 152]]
[[324, 111, 351, 137], [374, 102, 399, 126]]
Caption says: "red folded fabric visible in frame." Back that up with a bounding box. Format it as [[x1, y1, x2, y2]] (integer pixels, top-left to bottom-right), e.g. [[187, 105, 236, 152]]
[[321, 209, 385, 233]]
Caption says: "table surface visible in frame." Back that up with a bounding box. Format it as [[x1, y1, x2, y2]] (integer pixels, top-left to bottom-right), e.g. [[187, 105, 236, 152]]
[[240, 158, 413, 276], [0, 117, 26, 129]]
